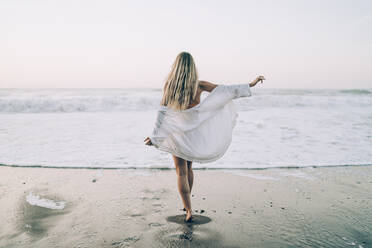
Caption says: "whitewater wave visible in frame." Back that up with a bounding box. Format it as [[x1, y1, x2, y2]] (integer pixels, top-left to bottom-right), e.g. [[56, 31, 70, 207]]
[[0, 89, 162, 113], [340, 89, 371, 95], [1, 88, 371, 170], [0, 88, 371, 113]]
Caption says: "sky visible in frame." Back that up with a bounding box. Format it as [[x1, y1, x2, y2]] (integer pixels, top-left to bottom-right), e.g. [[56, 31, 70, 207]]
[[0, 0, 371, 89]]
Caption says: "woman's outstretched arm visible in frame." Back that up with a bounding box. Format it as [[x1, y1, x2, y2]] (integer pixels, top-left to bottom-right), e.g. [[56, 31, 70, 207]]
[[249, 76, 265, 87], [200, 76, 265, 91]]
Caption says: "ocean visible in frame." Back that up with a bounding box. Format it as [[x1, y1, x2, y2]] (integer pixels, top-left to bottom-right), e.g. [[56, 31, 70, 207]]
[[0, 88, 371, 169]]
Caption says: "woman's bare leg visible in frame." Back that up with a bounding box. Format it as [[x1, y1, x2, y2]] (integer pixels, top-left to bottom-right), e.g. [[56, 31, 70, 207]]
[[172, 155, 192, 221], [187, 161, 194, 193]]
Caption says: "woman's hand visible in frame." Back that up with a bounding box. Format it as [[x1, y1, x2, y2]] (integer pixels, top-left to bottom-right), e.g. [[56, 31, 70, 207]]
[[249, 76, 266, 87], [144, 137, 153, 146]]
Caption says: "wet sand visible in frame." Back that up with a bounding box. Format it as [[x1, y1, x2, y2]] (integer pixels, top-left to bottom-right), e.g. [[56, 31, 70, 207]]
[[0, 165, 372, 248]]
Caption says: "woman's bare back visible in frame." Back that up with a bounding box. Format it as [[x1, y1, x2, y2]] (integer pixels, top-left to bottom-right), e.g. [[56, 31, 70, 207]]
[[186, 81, 218, 109]]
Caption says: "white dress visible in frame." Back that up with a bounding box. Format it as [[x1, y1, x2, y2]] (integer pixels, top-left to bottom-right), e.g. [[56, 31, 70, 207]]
[[150, 84, 252, 163]]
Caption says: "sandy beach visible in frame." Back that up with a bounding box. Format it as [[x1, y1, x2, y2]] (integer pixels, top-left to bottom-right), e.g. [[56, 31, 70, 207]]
[[0, 165, 371, 248]]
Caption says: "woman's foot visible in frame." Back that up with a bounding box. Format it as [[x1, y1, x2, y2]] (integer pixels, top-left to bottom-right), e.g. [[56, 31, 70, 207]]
[[185, 210, 193, 222]]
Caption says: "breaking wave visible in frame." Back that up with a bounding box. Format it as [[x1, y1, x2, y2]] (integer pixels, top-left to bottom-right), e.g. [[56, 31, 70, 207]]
[[0, 88, 371, 113]]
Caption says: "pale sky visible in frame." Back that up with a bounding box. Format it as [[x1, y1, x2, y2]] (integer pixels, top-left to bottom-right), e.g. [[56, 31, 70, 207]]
[[1, 0, 371, 88]]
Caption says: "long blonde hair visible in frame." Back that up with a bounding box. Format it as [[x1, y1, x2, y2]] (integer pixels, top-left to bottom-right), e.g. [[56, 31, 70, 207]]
[[161, 52, 199, 111]]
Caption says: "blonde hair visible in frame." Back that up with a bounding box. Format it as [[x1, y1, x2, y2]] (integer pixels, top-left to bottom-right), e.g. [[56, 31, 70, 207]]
[[161, 52, 199, 111]]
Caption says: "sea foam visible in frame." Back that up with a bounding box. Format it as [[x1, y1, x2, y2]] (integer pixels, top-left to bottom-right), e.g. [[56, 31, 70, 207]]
[[0, 88, 371, 169], [26, 192, 66, 210]]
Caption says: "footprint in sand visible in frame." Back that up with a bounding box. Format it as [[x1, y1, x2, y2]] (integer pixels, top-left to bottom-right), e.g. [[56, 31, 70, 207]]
[[111, 236, 140, 248]]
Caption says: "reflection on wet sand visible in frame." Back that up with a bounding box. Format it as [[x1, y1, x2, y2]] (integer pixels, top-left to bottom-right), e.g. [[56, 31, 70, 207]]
[[150, 214, 239, 248], [166, 214, 211, 225]]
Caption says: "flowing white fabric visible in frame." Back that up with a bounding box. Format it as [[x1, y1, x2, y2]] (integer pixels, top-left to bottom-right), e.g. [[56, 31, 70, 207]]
[[150, 84, 252, 163]]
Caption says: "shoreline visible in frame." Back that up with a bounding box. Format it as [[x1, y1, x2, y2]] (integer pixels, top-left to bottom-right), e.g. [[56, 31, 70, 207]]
[[1, 165, 372, 247], [1, 162, 372, 171]]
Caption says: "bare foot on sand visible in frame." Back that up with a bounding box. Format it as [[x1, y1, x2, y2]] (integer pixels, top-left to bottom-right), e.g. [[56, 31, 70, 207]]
[[185, 210, 193, 222]]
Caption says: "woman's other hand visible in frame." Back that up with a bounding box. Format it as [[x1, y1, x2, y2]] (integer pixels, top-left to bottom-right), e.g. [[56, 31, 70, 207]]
[[144, 137, 153, 146], [249, 75, 266, 87]]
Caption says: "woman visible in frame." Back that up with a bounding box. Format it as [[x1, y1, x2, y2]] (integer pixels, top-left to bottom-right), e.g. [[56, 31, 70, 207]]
[[144, 52, 265, 222]]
